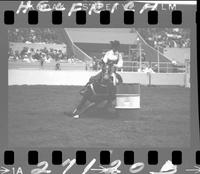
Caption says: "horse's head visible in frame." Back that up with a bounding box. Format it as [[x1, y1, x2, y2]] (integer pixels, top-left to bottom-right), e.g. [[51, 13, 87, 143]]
[[100, 63, 116, 85]]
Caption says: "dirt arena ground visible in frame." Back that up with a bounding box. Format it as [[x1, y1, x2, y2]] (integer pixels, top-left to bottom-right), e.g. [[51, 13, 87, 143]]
[[8, 85, 190, 147]]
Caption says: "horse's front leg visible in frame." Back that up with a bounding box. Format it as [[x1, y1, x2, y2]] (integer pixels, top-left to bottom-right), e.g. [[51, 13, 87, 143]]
[[77, 102, 97, 115], [73, 101, 100, 118], [72, 96, 87, 116]]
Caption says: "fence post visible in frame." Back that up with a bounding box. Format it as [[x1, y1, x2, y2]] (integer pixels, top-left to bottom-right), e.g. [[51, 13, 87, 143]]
[[167, 62, 169, 73], [128, 45, 131, 60], [157, 46, 160, 73], [148, 72, 151, 86]]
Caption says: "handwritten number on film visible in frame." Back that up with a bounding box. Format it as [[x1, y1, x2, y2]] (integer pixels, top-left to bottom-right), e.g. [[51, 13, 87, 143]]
[[31, 161, 51, 174], [31, 159, 146, 174]]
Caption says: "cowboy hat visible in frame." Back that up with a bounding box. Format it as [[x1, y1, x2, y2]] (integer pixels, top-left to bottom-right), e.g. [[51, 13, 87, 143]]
[[110, 40, 120, 51]]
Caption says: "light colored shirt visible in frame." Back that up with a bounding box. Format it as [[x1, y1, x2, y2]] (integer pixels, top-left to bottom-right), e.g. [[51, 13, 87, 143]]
[[143, 67, 155, 73], [102, 50, 123, 68]]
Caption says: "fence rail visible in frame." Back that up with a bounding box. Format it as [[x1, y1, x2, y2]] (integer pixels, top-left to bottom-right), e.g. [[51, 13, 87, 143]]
[[8, 59, 188, 74], [9, 69, 188, 87], [121, 61, 186, 73]]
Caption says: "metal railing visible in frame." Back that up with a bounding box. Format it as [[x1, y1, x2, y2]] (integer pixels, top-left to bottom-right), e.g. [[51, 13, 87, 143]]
[[121, 61, 186, 73]]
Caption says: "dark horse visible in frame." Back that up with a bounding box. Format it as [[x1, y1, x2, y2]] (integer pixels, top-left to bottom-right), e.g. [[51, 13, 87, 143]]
[[72, 62, 123, 118]]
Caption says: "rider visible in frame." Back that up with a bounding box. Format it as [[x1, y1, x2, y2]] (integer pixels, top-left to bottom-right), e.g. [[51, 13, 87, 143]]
[[89, 40, 123, 84], [73, 41, 123, 118], [82, 40, 123, 108]]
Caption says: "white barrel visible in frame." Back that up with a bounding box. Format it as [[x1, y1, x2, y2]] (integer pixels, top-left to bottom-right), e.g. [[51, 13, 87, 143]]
[[116, 94, 140, 109], [115, 84, 140, 109]]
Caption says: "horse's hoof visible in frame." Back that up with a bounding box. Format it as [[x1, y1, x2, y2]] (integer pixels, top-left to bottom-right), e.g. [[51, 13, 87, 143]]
[[73, 115, 80, 119]]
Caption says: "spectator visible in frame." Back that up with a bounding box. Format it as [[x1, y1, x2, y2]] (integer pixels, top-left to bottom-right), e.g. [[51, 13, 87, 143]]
[[8, 28, 61, 44], [136, 28, 190, 49], [14, 50, 20, 60], [8, 28, 85, 63]]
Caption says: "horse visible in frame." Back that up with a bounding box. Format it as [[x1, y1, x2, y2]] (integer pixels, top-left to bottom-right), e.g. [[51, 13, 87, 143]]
[[72, 62, 122, 118]]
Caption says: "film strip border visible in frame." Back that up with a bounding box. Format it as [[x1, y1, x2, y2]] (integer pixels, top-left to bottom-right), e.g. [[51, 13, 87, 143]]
[[1, 2, 199, 174], [2, 150, 200, 165], [3, 10, 186, 25]]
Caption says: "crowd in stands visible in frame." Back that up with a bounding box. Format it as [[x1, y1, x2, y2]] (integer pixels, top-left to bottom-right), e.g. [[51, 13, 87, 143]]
[[8, 46, 82, 64], [9, 28, 190, 49], [8, 28, 62, 44], [8, 28, 83, 63], [8, 28, 189, 72], [136, 28, 190, 49]]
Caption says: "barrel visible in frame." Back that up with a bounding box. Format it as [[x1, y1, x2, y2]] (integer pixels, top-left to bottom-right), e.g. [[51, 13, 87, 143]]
[[115, 84, 140, 109]]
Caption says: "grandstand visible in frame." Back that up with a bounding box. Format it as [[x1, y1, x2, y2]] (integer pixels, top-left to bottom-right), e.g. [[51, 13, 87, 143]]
[[66, 28, 172, 62], [67, 28, 138, 58], [65, 28, 184, 72], [8, 28, 190, 73]]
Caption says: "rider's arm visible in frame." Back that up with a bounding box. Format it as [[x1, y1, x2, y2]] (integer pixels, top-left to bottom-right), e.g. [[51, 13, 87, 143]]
[[115, 53, 123, 68]]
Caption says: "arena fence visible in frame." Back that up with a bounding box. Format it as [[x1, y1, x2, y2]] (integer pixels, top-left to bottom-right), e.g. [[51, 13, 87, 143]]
[[9, 69, 188, 87], [185, 59, 190, 88], [122, 61, 186, 73], [9, 60, 87, 71]]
